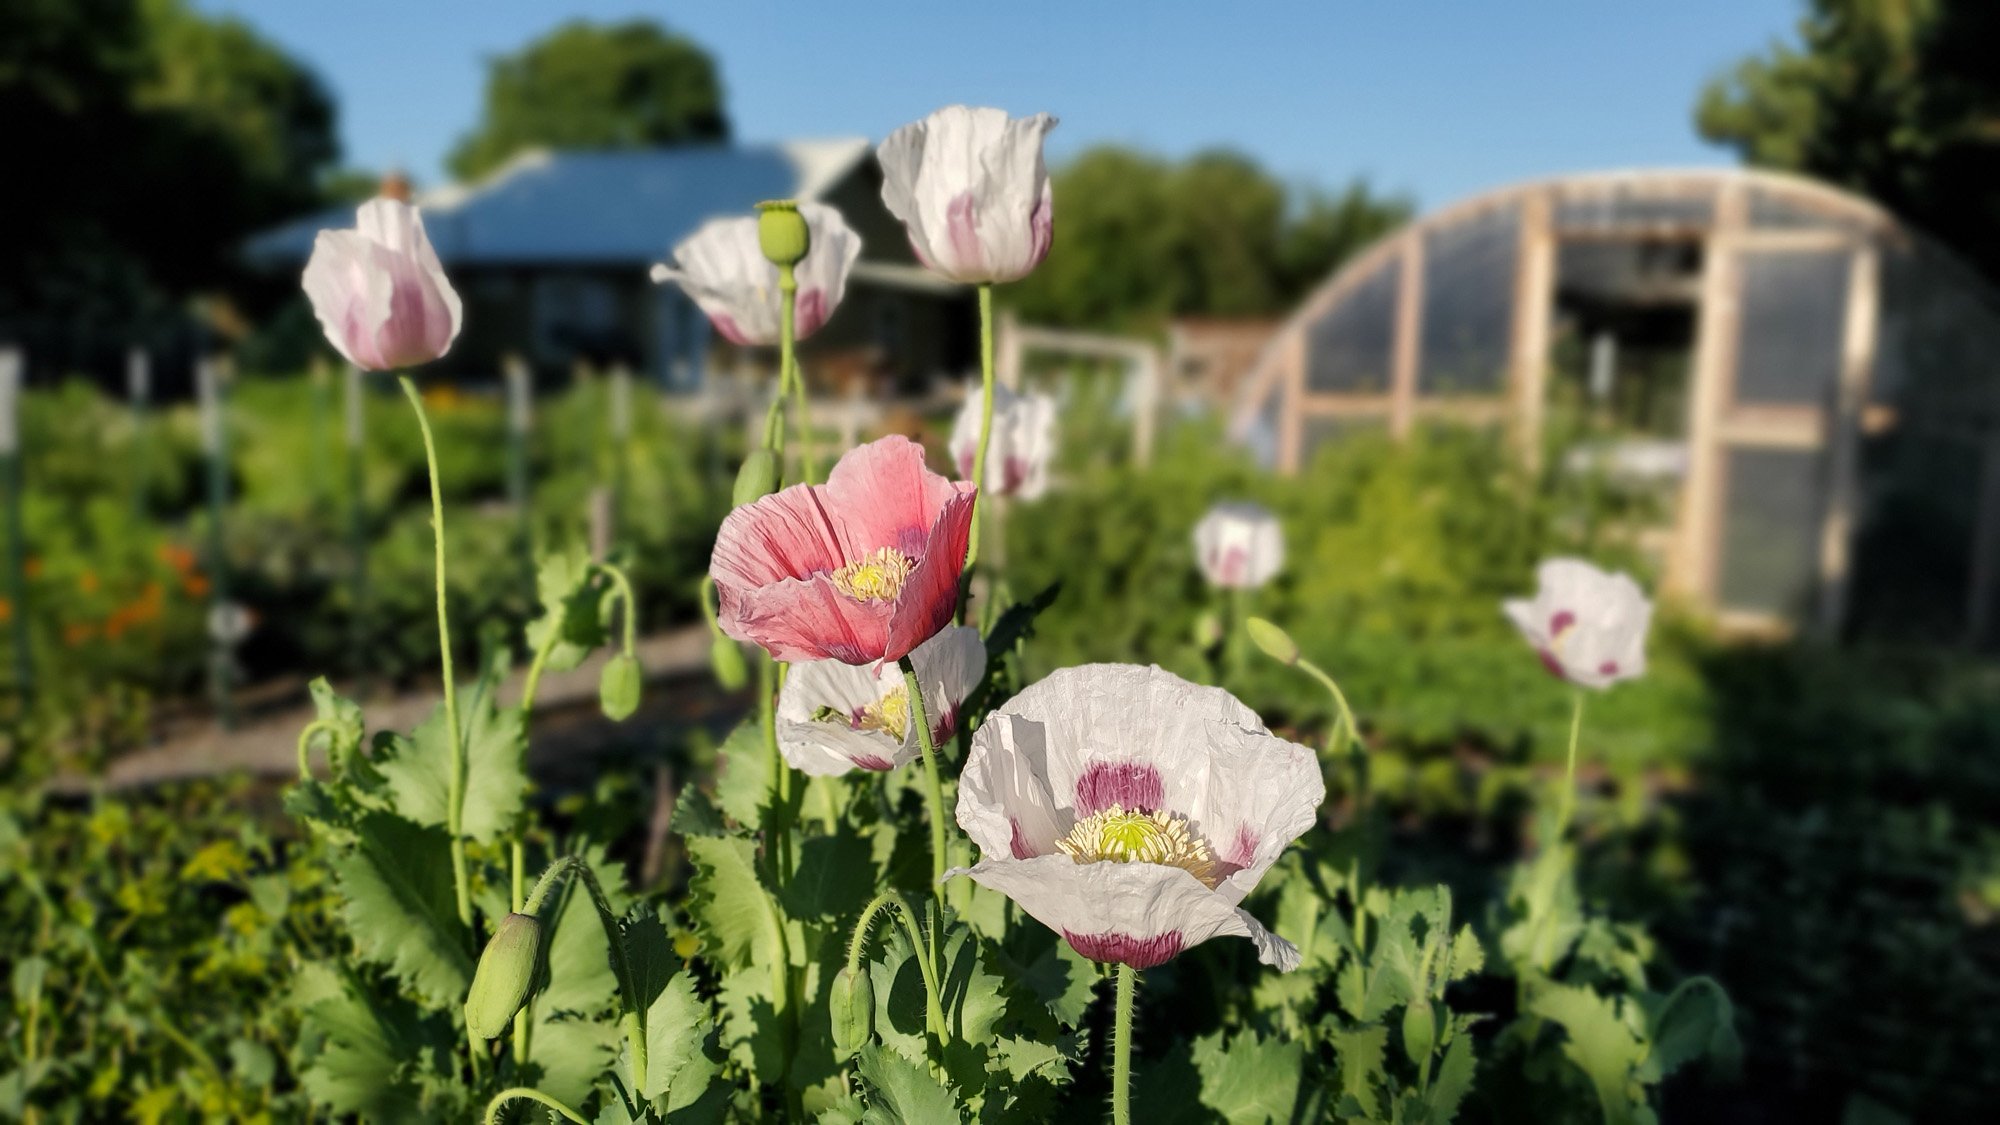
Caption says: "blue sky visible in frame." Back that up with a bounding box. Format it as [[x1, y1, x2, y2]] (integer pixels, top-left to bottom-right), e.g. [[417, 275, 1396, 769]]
[[198, 0, 1800, 213]]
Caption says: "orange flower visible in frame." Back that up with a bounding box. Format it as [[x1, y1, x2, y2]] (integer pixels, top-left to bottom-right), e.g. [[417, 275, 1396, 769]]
[[183, 575, 211, 599], [80, 571, 100, 594], [23, 557, 42, 580], [157, 543, 197, 574], [63, 622, 93, 647], [0, 598, 10, 623]]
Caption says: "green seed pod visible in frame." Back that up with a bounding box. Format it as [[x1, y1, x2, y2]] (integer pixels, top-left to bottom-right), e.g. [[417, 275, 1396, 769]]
[[1192, 610, 1223, 649], [1245, 616, 1300, 666], [1401, 998, 1435, 1065], [829, 964, 874, 1058], [465, 912, 543, 1040], [756, 200, 811, 268], [709, 633, 747, 691], [600, 652, 642, 721], [734, 449, 781, 507]]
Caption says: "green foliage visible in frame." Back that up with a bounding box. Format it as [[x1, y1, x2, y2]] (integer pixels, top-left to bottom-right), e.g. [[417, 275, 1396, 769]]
[[1006, 146, 1409, 331], [1696, 0, 2000, 283], [448, 18, 729, 181]]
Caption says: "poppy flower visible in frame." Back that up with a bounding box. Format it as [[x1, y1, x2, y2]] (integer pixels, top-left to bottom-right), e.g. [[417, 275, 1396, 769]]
[[303, 198, 462, 371], [1503, 558, 1652, 689], [776, 626, 985, 775], [878, 106, 1057, 284], [949, 381, 1057, 500], [1193, 502, 1284, 590], [951, 663, 1323, 970], [710, 435, 975, 665], [650, 201, 862, 345]]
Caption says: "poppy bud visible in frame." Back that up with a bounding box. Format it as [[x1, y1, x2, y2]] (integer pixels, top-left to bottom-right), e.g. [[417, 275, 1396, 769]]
[[465, 912, 543, 1039], [1245, 617, 1300, 666], [734, 449, 780, 507], [1193, 611, 1223, 650], [829, 964, 874, 1058], [1401, 998, 1435, 1065], [600, 653, 641, 721], [709, 634, 747, 691], [756, 200, 811, 269]]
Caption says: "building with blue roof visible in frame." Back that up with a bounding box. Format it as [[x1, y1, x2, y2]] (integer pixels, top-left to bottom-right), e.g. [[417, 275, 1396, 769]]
[[245, 139, 974, 392]]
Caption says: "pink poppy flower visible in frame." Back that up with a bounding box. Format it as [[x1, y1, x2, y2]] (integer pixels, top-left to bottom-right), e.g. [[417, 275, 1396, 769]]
[[648, 201, 862, 345], [302, 198, 462, 371], [710, 435, 976, 665]]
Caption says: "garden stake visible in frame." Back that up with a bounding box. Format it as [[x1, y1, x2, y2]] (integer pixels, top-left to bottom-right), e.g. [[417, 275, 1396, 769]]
[[127, 347, 151, 517], [0, 347, 28, 703], [197, 356, 235, 729]]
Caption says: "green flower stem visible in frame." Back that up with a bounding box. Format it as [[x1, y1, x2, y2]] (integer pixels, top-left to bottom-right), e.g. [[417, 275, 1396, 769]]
[[483, 1087, 588, 1125], [899, 655, 951, 893], [397, 375, 472, 931], [509, 579, 572, 1071], [778, 263, 817, 483], [509, 837, 531, 1066], [966, 283, 996, 570], [1553, 688, 1586, 842], [844, 891, 946, 1064], [523, 855, 648, 1089], [760, 654, 795, 884], [596, 561, 640, 655], [294, 717, 343, 780], [1112, 963, 1137, 1125]]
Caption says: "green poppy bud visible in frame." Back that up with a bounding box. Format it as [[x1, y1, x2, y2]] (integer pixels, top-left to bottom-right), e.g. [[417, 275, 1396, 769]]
[[1401, 998, 1435, 1065], [465, 912, 543, 1039], [757, 200, 811, 269], [600, 652, 641, 721], [709, 634, 747, 691], [1245, 616, 1300, 666], [1193, 610, 1223, 649], [734, 449, 781, 507], [829, 964, 874, 1058]]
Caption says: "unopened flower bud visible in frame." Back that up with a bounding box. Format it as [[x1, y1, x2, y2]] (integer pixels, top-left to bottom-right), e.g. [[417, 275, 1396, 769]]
[[734, 449, 780, 507], [465, 912, 543, 1039], [1245, 617, 1300, 666], [709, 634, 747, 691], [756, 200, 810, 270], [600, 653, 641, 721], [829, 964, 874, 1058], [1401, 998, 1435, 1065], [1193, 611, 1223, 650]]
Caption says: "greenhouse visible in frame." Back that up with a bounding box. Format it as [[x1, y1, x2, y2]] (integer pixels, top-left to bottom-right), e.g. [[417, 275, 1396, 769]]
[[1230, 168, 2000, 642]]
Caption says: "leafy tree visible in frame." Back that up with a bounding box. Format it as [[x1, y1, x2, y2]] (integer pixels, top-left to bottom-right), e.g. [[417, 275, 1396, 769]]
[[1, 0, 339, 345], [1007, 145, 1409, 331], [448, 19, 729, 182], [1697, 0, 2000, 281]]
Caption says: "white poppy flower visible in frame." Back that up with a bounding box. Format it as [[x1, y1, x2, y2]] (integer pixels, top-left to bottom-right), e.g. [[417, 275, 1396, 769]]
[[878, 105, 1057, 284], [1193, 502, 1284, 590], [950, 663, 1323, 971], [1502, 558, 1652, 690], [303, 198, 462, 370], [948, 380, 1057, 500], [649, 201, 861, 346], [775, 626, 986, 776]]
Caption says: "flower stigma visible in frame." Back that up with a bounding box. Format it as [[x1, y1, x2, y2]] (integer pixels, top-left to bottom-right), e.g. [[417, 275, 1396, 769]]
[[810, 686, 911, 741], [1058, 805, 1221, 888], [831, 547, 916, 603]]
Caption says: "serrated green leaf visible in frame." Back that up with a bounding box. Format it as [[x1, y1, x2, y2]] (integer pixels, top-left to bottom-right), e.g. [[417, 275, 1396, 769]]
[[295, 968, 449, 1124], [713, 721, 773, 829], [527, 548, 609, 674], [329, 813, 472, 1007], [670, 786, 728, 838], [1331, 1025, 1387, 1121], [857, 1043, 963, 1124], [1422, 1028, 1477, 1124], [780, 830, 877, 921], [640, 972, 709, 1099], [685, 836, 781, 971], [1193, 1030, 1304, 1124], [1643, 976, 1739, 1082], [373, 672, 527, 843], [1525, 983, 1645, 1125]]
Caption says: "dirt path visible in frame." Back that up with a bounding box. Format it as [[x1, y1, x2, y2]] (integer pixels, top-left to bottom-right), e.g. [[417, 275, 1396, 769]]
[[52, 625, 717, 794]]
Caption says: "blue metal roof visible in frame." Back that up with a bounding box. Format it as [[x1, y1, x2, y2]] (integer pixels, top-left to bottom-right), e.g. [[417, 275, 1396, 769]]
[[245, 140, 871, 268]]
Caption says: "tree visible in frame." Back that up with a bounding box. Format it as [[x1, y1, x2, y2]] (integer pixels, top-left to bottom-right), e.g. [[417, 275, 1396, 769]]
[[1697, 0, 2000, 281], [1007, 145, 1409, 331], [448, 20, 729, 182], [1, 0, 340, 347]]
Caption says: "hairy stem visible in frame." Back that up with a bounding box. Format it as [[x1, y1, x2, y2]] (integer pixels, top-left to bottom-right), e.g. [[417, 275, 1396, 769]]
[[966, 283, 996, 569], [1112, 964, 1137, 1125], [900, 655, 950, 893], [483, 1087, 588, 1125]]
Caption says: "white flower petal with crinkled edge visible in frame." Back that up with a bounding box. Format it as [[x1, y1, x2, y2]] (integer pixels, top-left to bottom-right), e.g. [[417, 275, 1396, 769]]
[[1192, 501, 1284, 589], [878, 105, 1057, 284], [1502, 557, 1652, 690], [649, 201, 861, 345], [948, 856, 1300, 971], [955, 663, 1322, 968], [948, 380, 1057, 499], [776, 626, 985, 776], [302, 198, 462, 371]]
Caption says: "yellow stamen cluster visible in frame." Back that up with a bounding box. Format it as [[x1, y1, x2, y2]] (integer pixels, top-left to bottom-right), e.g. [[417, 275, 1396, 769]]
[[1057, 805, 1221, 889], [855, 687, 910, 741], [831, 547, 916, 603]]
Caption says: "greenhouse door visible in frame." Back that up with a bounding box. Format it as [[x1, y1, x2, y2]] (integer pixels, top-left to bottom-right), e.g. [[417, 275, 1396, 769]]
[[1672, 192, 1878, 634]]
